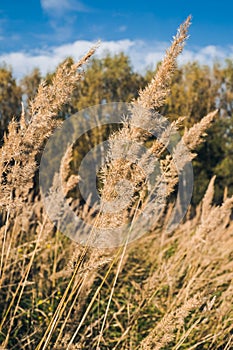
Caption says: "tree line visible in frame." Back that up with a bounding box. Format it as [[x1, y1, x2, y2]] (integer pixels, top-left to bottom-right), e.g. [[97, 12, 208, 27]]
[[0, 53, 233, 206]]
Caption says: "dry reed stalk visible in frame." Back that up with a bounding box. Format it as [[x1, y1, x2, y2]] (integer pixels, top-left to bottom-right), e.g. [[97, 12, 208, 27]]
[[60, 144, 80, 196], [110, 174, 233, 349], [137, 15, 191, 110], [182, 109, 218, 150], [0, 44, 98, 209], [95, 17, 191, 235], [0, 45, 98, 349], [95, 16, 218, 244], [78, 19, 221, 347], [140, 294, 203, 350]]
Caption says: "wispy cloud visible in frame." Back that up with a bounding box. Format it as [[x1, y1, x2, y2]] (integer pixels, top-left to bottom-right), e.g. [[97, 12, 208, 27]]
[[40, 0, 92, 42], [117, 25, 127, 33], [40, 0, 90, 15], [0, 40, 232, 80]]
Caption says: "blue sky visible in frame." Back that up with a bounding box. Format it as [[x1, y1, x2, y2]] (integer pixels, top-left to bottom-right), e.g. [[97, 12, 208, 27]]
[[1, 0, 233, 78]]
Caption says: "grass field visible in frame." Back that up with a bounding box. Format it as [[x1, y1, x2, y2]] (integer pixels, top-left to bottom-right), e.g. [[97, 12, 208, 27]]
[[0, 16, 232, 350]]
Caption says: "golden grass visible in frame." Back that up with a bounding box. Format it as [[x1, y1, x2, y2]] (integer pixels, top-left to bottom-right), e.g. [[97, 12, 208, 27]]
[[0, 17, 232, 350]]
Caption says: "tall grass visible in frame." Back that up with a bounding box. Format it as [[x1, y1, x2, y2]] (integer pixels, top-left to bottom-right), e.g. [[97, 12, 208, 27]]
[[0, 16, 232, 349]]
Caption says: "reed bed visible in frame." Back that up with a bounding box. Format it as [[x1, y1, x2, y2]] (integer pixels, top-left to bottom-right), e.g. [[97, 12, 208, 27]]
[[0, 16, 232, 350]]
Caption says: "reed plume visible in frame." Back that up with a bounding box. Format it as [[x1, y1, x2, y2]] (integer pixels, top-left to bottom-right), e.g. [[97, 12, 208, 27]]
[[0, 45, 98, 209]]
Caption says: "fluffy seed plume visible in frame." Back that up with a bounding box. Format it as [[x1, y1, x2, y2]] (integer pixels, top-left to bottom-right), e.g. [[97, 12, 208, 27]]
[[0, 44, 98, 208], [137, 15, 191, 110]]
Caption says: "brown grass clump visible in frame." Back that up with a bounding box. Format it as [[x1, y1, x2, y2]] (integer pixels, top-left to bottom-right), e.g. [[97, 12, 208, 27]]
[[0, 16, 232, 350]]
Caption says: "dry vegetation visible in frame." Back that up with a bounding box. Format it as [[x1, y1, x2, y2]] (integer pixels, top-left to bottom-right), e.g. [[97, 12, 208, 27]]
[[0, 16, 232, 349]]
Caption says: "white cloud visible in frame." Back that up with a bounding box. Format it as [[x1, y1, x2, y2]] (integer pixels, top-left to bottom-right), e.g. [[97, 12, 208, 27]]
[[178, 45, 228, 65], [0, 52, 63, 79], [0, 40, 136, 79], [41, 0, 89, 14], [1, 39, 233, 80]]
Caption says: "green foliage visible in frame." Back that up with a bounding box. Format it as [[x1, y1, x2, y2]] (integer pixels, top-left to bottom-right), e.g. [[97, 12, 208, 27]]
[[0, 64, 22, 142], [73, 52, 147, 109], [161, 60, 233, 205], [20, 68, 42, 112]]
